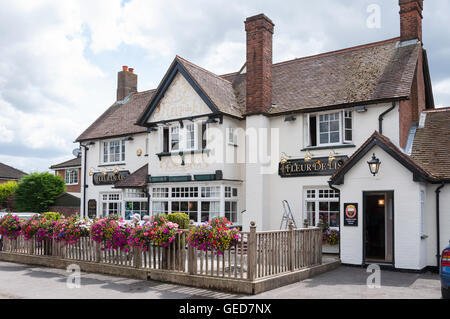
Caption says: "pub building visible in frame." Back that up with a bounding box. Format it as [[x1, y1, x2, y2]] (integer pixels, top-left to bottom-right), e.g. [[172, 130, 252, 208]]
[[77, 1, 450, 271]]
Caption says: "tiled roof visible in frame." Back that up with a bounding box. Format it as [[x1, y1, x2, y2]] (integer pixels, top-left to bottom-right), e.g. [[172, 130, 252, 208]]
[[114, 164, 148, 188], [330, 131, 436, 184], [411, 108, 450, 180], [50, 157, 81, 169], [0, 162, 27, 180], [229, 38, 421, 114], [78, 38, 421, 140], [76, 90, 155, 142]]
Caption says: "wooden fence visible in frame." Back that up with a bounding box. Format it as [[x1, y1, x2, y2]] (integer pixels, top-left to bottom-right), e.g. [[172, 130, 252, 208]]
[[0, 222, 322, 282]]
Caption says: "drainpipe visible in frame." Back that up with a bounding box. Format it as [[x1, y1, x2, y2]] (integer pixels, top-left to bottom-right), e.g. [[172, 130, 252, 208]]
[[328, 181, 341, 260], [436, 182, 445, 271], [80, 142, 93, 218], [378, 102, 396, 135]]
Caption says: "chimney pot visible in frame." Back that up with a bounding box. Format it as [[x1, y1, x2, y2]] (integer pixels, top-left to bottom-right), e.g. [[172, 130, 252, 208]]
[[117, 66, 137, 101]]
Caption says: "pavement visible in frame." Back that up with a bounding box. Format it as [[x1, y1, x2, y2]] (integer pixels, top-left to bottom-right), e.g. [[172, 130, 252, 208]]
[[0, 261, 442, 299]]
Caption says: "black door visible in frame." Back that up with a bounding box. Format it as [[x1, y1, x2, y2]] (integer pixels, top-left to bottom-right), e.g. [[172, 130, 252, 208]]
[[364, 192, 394, 264]]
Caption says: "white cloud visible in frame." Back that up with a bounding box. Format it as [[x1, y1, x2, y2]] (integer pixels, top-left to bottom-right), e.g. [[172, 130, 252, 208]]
[[0, 0, 449, 173]]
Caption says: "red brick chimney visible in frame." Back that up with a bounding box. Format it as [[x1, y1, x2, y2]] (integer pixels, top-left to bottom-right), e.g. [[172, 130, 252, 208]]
[[399, 0, 423, 43], [398, 0, 426, 149], [117, 66, 137, 101], [244, 14, 274, 115]]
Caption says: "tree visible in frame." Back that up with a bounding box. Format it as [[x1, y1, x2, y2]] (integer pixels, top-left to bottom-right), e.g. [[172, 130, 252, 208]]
[[14, 172, 66, 213], [0, 181, 19, 208]]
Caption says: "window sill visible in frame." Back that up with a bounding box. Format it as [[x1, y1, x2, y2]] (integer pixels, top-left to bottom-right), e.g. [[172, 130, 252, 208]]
[[156, 149, 211, 161], [98, 162, 126, 167], [301, 144, 356, 151]]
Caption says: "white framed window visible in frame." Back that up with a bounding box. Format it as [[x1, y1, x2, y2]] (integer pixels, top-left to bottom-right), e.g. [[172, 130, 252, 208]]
[[227, 127, 238, 146], [124, 189, 148, 220], [103, 140, 125, 164], [304, 188, 340, 227], [420, 190, 425, 235], [150, 184, 240, 224], [186, 123, 196, 150], [101, 192, 122, 217], [164, 123, 198, 152], [306, 110, 353, 147], [64, 169, 78, 185], [170, 126, 180, 151]]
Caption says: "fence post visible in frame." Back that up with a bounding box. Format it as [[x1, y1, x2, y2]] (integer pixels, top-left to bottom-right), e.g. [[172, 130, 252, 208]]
[[134, 248, 142, 269], [247, 221, 257, 281], [95, 241, 102, 263], [317, 228, 322, 265], [187, 220, 197, 275], [289, 221, 295, 271]]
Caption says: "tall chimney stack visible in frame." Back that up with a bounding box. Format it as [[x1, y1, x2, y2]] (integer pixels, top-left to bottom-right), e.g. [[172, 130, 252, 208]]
[[399, 0, 423, 43], [117, 65, 137, 101], [244, 14, 274, 115]]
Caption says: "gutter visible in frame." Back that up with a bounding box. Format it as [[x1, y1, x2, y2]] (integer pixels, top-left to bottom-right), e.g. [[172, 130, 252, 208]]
[[378, 102, 396, 134], [436, 182, 446, 271]]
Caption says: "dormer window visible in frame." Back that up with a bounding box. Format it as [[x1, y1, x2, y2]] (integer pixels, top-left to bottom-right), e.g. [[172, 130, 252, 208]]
[[306, 110, 353, 148]]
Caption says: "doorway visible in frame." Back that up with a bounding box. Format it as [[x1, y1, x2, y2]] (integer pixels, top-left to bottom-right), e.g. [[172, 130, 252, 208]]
[[363, 191, 394, 264]]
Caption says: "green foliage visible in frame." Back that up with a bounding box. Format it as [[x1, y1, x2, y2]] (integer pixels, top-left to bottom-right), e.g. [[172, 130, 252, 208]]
[[14, 172, 66, 213], [41, 212, 62, 221], [166, 213, 190, 229], [0, 181, 18, 207]]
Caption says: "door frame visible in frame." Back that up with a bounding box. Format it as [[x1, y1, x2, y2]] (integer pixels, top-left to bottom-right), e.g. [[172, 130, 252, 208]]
[[362, 191, 395, 267]]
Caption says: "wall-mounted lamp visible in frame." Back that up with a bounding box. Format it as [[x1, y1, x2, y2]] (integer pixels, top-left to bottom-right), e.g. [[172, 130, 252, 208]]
[[123, 136, 134, 141], [206, 118, 218, 124], [147, 127, 158, 133], [355, 106, 367, 113], [328, 150, 339, 163], [367, 153, 381, 176], [113, 168, 119, 175], [305, 150, 314, 162], [280, 152, 292, 164], [102, 170, 107, 176], [284, 116, 296, 122]]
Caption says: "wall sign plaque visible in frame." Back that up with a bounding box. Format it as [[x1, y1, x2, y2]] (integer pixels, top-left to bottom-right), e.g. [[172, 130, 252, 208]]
[[87, 199, 97, 219], [344, 203, 358, 226], [92, 171, 130, 185], [279, 156, 348, 178]]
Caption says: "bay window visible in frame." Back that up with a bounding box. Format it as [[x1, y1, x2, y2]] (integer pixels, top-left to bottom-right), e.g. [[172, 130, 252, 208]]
[[150, 184, 240, 225], [124, 189, 148, 220], [306, 110, 353, 147]]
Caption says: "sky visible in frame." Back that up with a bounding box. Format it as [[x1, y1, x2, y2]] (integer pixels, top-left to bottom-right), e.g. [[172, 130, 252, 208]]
[[0, 0, 449, 173]]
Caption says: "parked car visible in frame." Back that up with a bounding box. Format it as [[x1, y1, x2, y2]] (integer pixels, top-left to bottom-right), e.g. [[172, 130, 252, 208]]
[[442, 242, 450, 299]]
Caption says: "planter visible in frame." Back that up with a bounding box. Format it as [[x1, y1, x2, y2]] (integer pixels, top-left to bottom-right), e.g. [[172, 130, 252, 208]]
[[322, 243, 339, 254]]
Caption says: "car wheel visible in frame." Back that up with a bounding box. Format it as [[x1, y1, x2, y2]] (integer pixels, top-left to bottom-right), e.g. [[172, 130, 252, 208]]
[[443, 287, 450, 299]]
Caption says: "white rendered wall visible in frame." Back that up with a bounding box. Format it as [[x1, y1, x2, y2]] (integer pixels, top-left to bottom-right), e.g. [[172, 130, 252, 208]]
[[336, 145, 423, 270]]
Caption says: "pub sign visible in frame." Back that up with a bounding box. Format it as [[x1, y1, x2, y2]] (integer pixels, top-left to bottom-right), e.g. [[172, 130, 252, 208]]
[[344, 203, 358, 226], [279, 156, 348, 178], [92, 170, 130, 185]]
